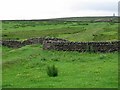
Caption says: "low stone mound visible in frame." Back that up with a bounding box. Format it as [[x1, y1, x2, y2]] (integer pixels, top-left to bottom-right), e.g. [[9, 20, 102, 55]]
[[2, 40, 23, 48], [1, 37, 68, 48]]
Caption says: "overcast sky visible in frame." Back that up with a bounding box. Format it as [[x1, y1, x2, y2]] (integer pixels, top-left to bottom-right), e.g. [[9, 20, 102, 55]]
[[0, 0, 119, 20]]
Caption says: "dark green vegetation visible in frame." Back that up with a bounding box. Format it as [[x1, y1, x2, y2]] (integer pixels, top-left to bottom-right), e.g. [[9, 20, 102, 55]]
[[47, 65, 58, 77], [2, 17, 118, 88]]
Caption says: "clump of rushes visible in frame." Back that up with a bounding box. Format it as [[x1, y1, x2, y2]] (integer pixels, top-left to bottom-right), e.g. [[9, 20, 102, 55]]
[[47, 65, 58, 77]]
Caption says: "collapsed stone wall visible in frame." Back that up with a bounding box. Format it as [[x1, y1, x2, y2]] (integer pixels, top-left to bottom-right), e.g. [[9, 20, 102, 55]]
[[2, 40, 23, 48], [1, 37, 68, 48], [43, 40, 119, 53]]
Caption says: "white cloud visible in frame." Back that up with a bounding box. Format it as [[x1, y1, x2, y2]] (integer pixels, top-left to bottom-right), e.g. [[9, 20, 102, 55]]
[[0, 0, 119, 20]]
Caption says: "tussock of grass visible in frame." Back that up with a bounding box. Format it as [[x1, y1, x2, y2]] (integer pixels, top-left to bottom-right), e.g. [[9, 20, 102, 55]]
[[47, 65, 58, 77]]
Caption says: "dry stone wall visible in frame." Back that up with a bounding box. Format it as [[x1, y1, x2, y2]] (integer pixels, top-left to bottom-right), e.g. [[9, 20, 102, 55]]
[[43, 40, 119, 53], [1, 37, 119, 53], [2, 40, 23, 48], [1, 37, 68, 48]]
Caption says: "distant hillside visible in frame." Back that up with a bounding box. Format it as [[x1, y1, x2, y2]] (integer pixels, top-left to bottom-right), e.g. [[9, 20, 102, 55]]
[[55, 16, 118, 22], [3, 16, 119, 22]]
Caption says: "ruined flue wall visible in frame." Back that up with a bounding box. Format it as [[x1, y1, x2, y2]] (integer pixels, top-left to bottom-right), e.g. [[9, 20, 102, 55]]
[[1, 37, 68, 48], [1, 37, 119, 52], [43, 40, 119, 52]]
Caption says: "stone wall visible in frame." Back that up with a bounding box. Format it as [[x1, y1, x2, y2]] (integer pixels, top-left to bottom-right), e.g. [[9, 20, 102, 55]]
[[2, 40, 23, 48], [1, 37, 119, 53], [43, 40, 119, 53], [1, 37, 68, 48]]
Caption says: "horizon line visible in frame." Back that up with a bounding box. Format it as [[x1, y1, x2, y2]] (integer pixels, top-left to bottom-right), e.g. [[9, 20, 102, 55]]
[[1, 15, 119, 21]]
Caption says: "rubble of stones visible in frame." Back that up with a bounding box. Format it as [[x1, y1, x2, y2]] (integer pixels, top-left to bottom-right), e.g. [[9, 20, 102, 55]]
[[1, 37, 68, 48], [1, 37, 119, 53]]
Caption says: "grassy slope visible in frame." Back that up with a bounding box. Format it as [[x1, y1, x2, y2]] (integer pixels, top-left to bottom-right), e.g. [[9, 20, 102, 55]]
[[2, 21, 118, 41], [2, 45, 118, 88], [2, 20, 119, 88]]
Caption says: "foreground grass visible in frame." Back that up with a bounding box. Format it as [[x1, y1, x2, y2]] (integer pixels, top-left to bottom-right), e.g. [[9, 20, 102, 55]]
[[2, 45, 118, 88]]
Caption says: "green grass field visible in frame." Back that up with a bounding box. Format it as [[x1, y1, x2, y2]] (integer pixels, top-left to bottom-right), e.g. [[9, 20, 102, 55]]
[[2, 20, 118, 41], [2, 17, 119, 88], [2, 45, 118, 88]]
